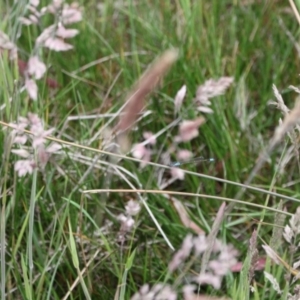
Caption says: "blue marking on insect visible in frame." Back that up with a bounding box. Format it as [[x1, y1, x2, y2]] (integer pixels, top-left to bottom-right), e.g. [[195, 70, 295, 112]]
[[169, 157, 214, 167]]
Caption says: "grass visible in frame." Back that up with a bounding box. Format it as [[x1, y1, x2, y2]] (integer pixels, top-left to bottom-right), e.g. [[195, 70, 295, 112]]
[[1, 0, 300, 299]]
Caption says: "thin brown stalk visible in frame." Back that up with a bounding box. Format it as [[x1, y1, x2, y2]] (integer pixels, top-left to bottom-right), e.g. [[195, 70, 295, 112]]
[[83, 189, 291, 217]]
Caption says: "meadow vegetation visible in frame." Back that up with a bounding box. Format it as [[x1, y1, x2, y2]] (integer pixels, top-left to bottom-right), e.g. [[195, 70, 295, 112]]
[[1, 1, 300, 299]]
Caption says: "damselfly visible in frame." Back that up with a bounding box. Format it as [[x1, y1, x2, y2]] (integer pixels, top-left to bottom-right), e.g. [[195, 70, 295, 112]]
[[169, 156, 214, 167]]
